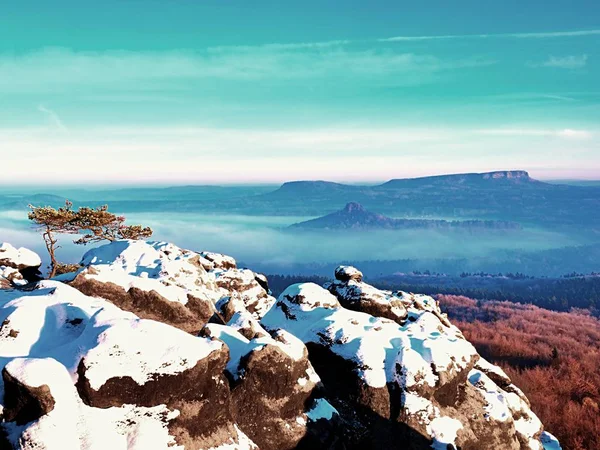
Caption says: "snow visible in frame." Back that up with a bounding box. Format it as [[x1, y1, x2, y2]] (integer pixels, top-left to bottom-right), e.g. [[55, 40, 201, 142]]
[[83, 319, 223, 390], [201, 252, 237, 270], [429, 416, 463, 450], [401, 392, 462, 450], [0, 266, 26, 286], [204, 324, 264, 378], [262, 283, 477, 390], [541, 431, 562, 450], [0, 242, 41, 268], [205, 324, 313, 381], [79, 240, 219, 306], [2, 357, 182, 450], [306, 398, 338, 422], [0, 279, 220, 450], [335, 265, 363, 281], [468, 370, 511, 422]]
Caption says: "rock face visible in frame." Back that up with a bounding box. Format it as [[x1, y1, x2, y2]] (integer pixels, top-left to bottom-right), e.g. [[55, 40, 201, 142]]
[[1, 240, 560, 450], [68, 240, 275, 334]]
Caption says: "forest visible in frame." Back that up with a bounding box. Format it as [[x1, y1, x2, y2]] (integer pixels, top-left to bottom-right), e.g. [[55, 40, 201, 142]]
[[267, 273, 600, 314], [438, 295, 600, 450]]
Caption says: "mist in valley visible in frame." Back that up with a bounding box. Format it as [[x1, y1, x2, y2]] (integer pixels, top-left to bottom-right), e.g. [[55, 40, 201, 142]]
[[1, 208, 592, 278]]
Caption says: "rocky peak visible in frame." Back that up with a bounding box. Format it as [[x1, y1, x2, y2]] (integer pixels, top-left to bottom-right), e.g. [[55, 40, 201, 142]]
[[0, 240, 560, 450], [342, 202, 365, 213]]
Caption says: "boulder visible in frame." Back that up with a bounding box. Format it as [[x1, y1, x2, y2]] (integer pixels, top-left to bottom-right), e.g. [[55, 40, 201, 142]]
[[203, 323, 335, 450], [261, 282, 546, 449], [327, 265, 408, 324], [0, 243, 42, 286], [0, 280, 257, 450]]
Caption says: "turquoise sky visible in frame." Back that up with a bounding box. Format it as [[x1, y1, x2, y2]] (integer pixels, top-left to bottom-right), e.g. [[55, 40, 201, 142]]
[[1, 0, 599, 183]]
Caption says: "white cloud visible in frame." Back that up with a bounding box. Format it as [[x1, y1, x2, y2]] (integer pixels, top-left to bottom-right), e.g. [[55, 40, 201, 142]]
[[538, 54, 588, 69], [0, 125, 597, 183], [380, 29, 600, 42], [0, 47, 493, 93], [37, 104, 67, 131], [476, 128, 593, 139]]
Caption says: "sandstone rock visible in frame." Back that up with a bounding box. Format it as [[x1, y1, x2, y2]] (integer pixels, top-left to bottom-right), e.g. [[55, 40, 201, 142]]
[[0, 242, 557, 450], [0, 280, 257, 450], [0, 243, 42, 286], [261, 282, 547, 450], [203, 323, 334, 450], [68, 240, 274, 334], [327, 265, 408, 324]]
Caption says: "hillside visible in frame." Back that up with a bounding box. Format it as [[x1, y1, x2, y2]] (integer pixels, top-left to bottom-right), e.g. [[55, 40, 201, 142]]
[[290, 202, 522, 231]]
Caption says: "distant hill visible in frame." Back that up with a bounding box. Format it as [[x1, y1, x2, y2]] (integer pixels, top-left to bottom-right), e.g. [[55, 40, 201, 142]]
[[289, 202, 523, 231], [263, 170, 600, 232], [377, 170, 538, 189], [0, 193, 67, 209]]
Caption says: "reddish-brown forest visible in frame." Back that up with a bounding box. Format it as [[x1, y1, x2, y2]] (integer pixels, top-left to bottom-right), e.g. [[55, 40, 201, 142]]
[[438, 295, 600, 450]]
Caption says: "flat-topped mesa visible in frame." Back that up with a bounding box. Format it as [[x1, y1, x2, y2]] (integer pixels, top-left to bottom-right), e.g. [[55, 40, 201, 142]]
[[381, 170, 535, 188], [483, 170, 530, 180]]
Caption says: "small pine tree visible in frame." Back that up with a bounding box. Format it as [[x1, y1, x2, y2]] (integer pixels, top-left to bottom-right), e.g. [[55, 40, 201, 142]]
[[28, 200, 78, 278], [71, 205, 153, 245], [28, 201, 153, 278]]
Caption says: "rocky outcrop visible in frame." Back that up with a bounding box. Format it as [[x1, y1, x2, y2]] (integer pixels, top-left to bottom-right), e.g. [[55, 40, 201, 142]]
[[0, 280, 256, 449], [0, 243, 42, 287], [261, 277, 550, 449], [0, 241, 559, 450], [326, 265, 408, 324], [67, 240, 275, 334]]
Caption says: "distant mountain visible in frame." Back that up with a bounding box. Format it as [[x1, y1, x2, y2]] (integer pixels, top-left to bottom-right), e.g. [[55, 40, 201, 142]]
[[377, 170, 538, 189], [289, 202, 522, 231], [0, 193, 67, 209], [261, 170, 600, 232]]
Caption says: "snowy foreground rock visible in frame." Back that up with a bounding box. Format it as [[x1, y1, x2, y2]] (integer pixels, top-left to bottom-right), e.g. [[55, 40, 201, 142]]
[[0, 240, 561, 450]]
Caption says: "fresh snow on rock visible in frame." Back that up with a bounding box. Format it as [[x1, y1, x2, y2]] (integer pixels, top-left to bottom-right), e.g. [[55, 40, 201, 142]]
[[0, 241, 558, 450], [0, 242, 41, 269], [262, 283, 476, 390], [78, 240, 218, 305], [306, 398, 338, 422], [83, 319, 223, 390], [541, 431, 562, 450]]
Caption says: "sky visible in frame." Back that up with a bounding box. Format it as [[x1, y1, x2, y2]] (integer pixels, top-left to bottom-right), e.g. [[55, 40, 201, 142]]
[[1, 0, 599, 183]]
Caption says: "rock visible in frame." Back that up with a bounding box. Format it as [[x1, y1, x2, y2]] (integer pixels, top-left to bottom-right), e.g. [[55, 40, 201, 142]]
[[334, 265, 363, 282], [2, 359, 56, 425], [0, 242, 556, 450], [201, 251, 237, 270], [0, 243, 42, 285], [327, 265, 408, 324], [213, 269, 276, 319], [68, 240, 275, 334], [0, 280, 257, 450], [261, 281, 547, 449], [203, 323, 333, 450]]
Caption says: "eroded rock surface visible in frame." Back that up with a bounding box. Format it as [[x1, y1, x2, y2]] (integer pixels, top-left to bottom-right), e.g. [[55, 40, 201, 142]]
[[68, 240, 275, 334], [0, 241, 559, 450]]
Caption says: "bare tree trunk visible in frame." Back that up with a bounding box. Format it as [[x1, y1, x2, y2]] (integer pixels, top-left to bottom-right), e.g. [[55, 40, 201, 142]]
[[43, 228, 58, 278]]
